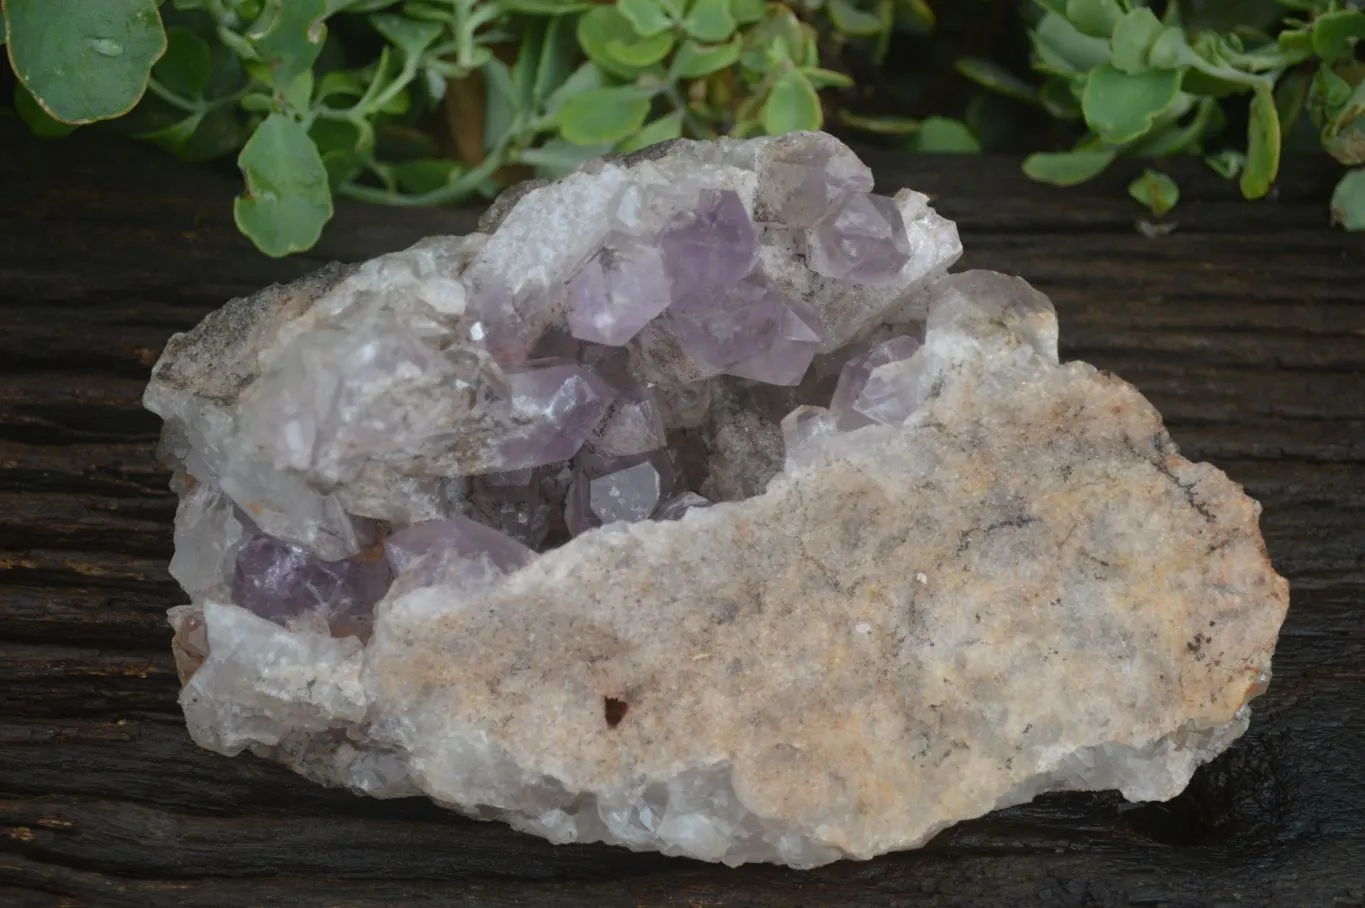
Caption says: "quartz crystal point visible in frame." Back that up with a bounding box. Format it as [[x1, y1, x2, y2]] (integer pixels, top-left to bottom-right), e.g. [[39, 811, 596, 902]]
[[148, 132, 1288, 871], [806, 193, 913, 284]]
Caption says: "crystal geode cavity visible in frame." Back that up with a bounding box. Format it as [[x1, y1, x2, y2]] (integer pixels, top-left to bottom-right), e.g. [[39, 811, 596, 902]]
[[145, 132, 1289, 868]]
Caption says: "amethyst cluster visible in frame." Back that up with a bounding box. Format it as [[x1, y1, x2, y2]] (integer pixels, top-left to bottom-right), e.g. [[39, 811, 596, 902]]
[[146, 132, 961, 656]]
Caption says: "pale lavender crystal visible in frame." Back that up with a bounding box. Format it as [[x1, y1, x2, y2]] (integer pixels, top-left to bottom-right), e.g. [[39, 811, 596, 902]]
[[469, 468, 553, 549], [780, 405, 840, 468], [807, 194, 912, 284], [725, 301, 825, 386], [588, 383, 666, 457], [566, 232, 671, 346], [465, 278, 560, 364], [565, 451, 676, 536], [854, 355, 928, 426], [659, 189, 758, 310], [494, 361, 618, 470], [754, 147, 873, 227], [829, 335, 922, 430], [655, 491, 713, 521], [384, 517, 535, 575], [231, 533, 392, 627], [668, 276, 784, 369]]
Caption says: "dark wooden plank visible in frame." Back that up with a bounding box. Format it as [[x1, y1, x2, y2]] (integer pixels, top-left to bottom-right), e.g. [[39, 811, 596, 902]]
[[1, 118, 1363, 907]]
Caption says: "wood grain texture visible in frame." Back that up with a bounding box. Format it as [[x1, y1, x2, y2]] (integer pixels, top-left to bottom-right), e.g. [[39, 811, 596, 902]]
[[1, 119, 1363, 907]]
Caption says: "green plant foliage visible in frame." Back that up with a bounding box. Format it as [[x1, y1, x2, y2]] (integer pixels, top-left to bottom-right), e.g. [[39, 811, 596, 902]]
[[1127, 167, 1179, 217], [5, 0, 167, 123], [5, 0, 1363, 254], [913, 116, 980, 153], [233, 113, 333, 256], [975, 0, 1365, 227], [1022, 148, 1115, 185], [1331, 168, 1365, 230]]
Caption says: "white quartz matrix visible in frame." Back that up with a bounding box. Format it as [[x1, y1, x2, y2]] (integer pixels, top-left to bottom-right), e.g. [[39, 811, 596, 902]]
[[145, 132, 1290, 868]]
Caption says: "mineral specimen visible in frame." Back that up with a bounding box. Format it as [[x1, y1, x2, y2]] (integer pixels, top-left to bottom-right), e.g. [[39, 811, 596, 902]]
[[147, 132, 1289, 869]]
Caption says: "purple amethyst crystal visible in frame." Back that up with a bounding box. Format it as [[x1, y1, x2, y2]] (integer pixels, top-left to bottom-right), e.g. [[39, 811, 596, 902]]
[[566, 232, 671, 346], [565, 450, 677, 536], [385, 517, 535, 575], [659, 189, 758, 310], [588, 382, 667, 457], [667, 276, 785, 370], [726, 301, 825, 386], [807, 194, 912, 284], [231, 533, 392, 627], [755, 147, 873, 227], [494, 361, 618, 470], [829, 335, 922, 429]]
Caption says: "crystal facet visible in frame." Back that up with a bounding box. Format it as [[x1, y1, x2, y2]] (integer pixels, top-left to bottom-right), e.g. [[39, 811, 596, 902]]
[[659, 189, 758, 310], [566, 232, 671, 346], [807, 193, 913, 284]]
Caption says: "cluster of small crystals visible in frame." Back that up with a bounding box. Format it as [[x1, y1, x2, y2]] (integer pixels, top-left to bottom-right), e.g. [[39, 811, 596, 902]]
[[153, 134, 953, 648]]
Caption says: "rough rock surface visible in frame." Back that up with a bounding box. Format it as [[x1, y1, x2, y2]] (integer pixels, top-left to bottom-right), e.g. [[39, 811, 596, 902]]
[[146, 132, 1289, 868]]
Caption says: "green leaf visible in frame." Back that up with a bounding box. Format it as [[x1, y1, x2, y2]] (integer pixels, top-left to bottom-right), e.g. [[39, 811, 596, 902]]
[[247, 0, 327, 90], [1330, 168, 1365, 231], [577, 6, 648, 78], [1204, 149, 1244, 180], [1109, 8, 1162, 74], [370, 12, 442, 60], [317, 69, 365, 102], [684, 0, 737, 43], [544, 61, 607, 116], [618, 0, 673, 37], [1127, 168, 1179, 217], [1064, 0, 1122, 39], [800, 66, 855, 89], [827, 0, 883, 37], [1308, 63, 1353, 130], [233, 113, 333, 257], [501, 0, 594, 12], [1039, 75, 1083, 118], [556, 86, 654, 144], [1022, 148, 1115, 186], [617, 109, 684, 153], [13, 83, 79, 137], [135, 109, 204, 156], [310, 117, 364, 188], [837, 110, 920, 135], [281, 68, 315, 114], [896, 0, 935, 33], [607, 31, 674, 66], [672, 37, 742, 78], [4, 0, 168, 124], [1323, 82, 1365, 167], [955, 57, 1037, 103], [392, 158, 462, 194], [1274, 68, 1311, 132], [1240, 86, 1279, 200], [154, 25, 211, 98], [1032, 12, 1110, 74], [533, 14, 578, 106], [731, 0, 765, 24], [912, 116, 980, 153], [1147, 26, 1191, 70], [1311, 10, 1365, 65], [761, 69, 821, 134], [1082, 64, 1182, 143], [740, 6, 804, 73]]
